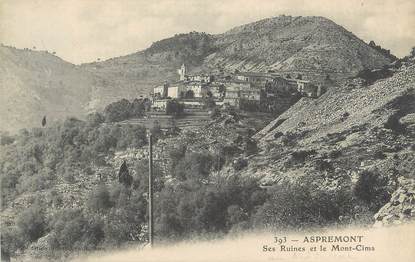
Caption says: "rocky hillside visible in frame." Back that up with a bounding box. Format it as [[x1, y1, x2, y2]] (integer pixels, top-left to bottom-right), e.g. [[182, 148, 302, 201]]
[[240, 60, 415, 224], [254, 64, 415, 145], [374, 177, 415, 226], [209, 16, 392, 76]]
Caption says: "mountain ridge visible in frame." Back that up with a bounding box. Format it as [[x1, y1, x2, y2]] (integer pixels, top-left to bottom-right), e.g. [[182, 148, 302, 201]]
[[1, 15, 395, 132]]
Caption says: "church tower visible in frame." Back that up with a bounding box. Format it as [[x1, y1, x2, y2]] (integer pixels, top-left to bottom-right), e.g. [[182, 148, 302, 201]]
[[178, 63, 186, 81]]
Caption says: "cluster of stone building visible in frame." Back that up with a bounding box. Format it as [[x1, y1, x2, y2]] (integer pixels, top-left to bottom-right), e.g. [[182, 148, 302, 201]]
[[151, 64, 326, 112]]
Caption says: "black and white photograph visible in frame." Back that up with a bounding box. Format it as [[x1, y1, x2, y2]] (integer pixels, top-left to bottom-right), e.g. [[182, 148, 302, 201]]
[[0, 0, 414, 261]]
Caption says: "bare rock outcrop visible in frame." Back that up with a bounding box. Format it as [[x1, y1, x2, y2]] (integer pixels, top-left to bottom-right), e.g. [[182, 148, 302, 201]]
[[374, 177, 415, 227]]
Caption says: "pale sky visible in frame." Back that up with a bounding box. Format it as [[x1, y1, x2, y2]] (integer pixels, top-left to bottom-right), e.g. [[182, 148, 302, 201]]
[[0, 0, 414, 64]]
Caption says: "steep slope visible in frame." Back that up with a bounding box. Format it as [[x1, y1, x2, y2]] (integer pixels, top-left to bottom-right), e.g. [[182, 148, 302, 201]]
[[0, 46, 97, 132], [247, 62, 414, 191], [254, 66, 415, 144]]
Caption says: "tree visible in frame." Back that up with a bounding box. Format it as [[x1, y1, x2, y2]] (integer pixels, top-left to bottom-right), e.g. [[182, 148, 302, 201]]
[[118, 160, 132, 187], [86, 112, 105, 127], [185, 90, 194, 99], [41, 116, 47, 127], [103, 99, 132, 122], [173, 152, 213, 181], [130, 99, 145, 118]]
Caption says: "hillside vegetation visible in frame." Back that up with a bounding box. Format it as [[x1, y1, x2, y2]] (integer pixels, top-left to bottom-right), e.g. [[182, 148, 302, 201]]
[[0, 105, 378, 261], [1, 56, 414, 260]]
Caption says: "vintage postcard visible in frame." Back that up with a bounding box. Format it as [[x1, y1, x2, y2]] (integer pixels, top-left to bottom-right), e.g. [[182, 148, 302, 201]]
[[0, 0, 414, 261]]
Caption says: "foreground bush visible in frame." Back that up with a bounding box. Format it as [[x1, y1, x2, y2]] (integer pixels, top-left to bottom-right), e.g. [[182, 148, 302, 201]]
[[254, 176, 354, 229]]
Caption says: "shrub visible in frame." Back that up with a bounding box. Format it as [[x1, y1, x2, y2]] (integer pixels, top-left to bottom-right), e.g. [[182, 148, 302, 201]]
[[155, 175, 265, 239], [1, 226, 25, 258], [244, 138, 258, 156], [221, 145, 242, 161], [328, 149, 342, 158], [226, 205, 247, 226], [273, 132, 283, 139], [173, 152, 214, 181], [384, 114, 406, 133], [16, 203, 46, 243], [103, 207, 144, 247], [168, 144, 187, 169], [289, 150, 316, 164], [314, 159, 333, 172], [353, 170, 390, 211], [373, 150, 387, 160], [233, 158, 248, 171], [340, 112, 349, 122], [280, 132, 301, 146]]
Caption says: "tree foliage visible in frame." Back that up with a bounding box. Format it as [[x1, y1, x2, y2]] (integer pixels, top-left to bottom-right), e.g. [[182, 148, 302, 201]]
[[103, 98, 147, 122]]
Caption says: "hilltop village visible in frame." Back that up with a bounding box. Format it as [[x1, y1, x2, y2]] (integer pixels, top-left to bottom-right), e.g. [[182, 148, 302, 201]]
[[150, 64, 329, 114]]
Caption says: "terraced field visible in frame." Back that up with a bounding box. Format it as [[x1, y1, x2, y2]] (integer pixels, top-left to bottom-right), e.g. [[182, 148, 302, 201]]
[[118, 111, 212, 129]]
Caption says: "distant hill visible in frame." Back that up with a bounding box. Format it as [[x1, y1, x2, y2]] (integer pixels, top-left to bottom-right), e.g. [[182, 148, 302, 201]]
[[209, 16, 393, 76], [0, 46, 97, 133], [1, 15, 395, 132]]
